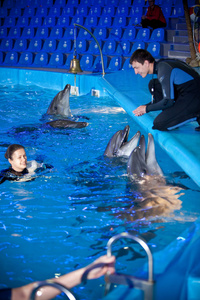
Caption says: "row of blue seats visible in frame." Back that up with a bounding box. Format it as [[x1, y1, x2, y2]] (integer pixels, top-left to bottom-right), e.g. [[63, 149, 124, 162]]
[[0, 35, 161, 57], [0, 27, 165, 46], [1, 0, 191, 9], [0, 4, 185, 19], [0, 51, 134, 72]]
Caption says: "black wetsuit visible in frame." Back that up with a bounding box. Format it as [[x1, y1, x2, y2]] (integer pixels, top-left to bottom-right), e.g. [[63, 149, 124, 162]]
[[0, 288, 11, 300], [0, 167, 29, 184], [146, 59, 200, 131]]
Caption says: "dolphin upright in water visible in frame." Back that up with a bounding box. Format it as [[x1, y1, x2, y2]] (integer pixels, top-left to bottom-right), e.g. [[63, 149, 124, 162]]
[[46, 84, 88, 129], [104, 125, 141, 158]]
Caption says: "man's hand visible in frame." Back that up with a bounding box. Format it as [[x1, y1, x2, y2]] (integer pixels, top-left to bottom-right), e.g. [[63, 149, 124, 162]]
[[133, 105, 147, 116]]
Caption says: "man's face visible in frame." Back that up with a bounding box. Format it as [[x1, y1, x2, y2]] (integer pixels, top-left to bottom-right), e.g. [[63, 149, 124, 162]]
[[131, 60, 150, 78]]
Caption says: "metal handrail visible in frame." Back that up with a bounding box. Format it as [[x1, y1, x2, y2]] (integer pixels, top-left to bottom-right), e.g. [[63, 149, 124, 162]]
[[30, 280, 76, 300], [73, 23, 105, 76]]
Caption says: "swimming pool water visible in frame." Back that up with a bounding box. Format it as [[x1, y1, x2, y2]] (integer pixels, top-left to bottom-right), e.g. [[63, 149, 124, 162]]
[[0, 84, 200, 299]]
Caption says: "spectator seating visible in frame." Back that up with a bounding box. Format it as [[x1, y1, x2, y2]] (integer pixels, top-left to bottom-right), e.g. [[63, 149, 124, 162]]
[[16, 16, 29, 27], [21, 27, 35, 39], [149, 28, 165, 42], [98, 16, 113, 27], [8, 27, 21, 39], [4, 51, 19, 66], [92, 55, 108, 73], [13, 38, 27, 52], [0, 27, 8, 39], [112, 16, 128, 28], [32, 52, 49, 67], [102, 5, 116, 17], [109, 27, 123, 40], [115, 40, 131, 56], [93, 27, 108, 40], [80, 54, 94, 71], [135, 28, 150, 41], [87, 39, 103, 54], [18, 51, 34, 66], [35, 27, 49, 39], [130, 41, 146, 53], [48, 52, 64, 68], [57, 16, 71, 27], [88, 5, 102, 17], [57, 39, 72, 53], [102, 40, 117, 55], [0, 38, 13, 51], [78, 27, 93, 40], [84, 16, 98, 28], [42, 39, 57, 52], [28, 38, 43, 52], [63, 27, 77, 39], [122, 27, 136, 41], [106, 56, 122, 72], [147, 42, 161, 58], [122, 57, 132, 70]]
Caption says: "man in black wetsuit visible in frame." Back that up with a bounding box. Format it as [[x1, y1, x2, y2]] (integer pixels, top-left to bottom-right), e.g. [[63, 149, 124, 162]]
[[130, 49, 200, 131]]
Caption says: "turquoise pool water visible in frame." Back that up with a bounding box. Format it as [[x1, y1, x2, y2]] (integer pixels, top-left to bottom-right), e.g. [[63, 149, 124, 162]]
[[0, 84, 200, 299]]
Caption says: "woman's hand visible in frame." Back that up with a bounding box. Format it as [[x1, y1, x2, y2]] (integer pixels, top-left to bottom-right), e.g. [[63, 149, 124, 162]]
[[133, 105, 147, 116]]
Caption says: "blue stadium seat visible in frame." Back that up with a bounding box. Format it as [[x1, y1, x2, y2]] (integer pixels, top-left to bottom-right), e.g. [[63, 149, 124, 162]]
[[71, 16, 85, 26], [162, 6, 172, 19], [102, 5, 116, 17], [105, 0, 119, 4], [16, 16, 29, 27], [28, 0, 41, 7], [115, 40, 131, 56], [32, 52, 49, 67], [130, 41, 145, 52], [122, 27, 136, 41], [63, 27, 77, 39], [3, 16, 16, 27], [80, 0, 92, 5], [49, 27, 64, 39], [18, 51, 33, 66], [122, 57, 132, 70], [62, 5, 76, 17], [102, 40, 117, 55], [57, 39, 72, 53], [80, 54, 94, 71], [54, 0, 67, 5], [147, 42, 160, 58], [75, 39, 88, 54], [0, 38, 13, 51], [57, 16, 71, 27], [132, 0, 145, 5], [84, 16, 98, 28], [116, 5, 129, 16], [106, 56, 122, 72], [171, 5, 184, 18], [48, 52, 64, 68], [112, 16, 127, 28], [0, 7, 8, 18], [30, 16, 43, 27], [35, 27, 49, 39], [13, 38, 27, 51], [23, 7, 36, 17], [64, 53, 80, 69], [87, 39, 102, 54], [109, 27, 122, 40], [129, 16, 142, 26], [78, 27, 92, 40], [88, 5, 102, 17], [21, 27, 35, 39], [135, 28, 150, 41], [3, 0, 14, 8], [36, 6, 48, 17], [41, 0, 53, 6], [8, 27, 21, 39], [129, 5, 143, 18], [162, 0, 172, 6], [93, 27, 108, 40], [98, 16, 112, 27], [9, 7, 22, 17], [3, 51, 19, 66], [42, 38, 57, 52], [92, 55, 108, 73], [28, 38, 43, 52], [0, 27, 8, 39], [48, 6, 62, 17], [92, 0, 105, 5], [43, 16, 56, 27], [119, 0, 132, 5], [149, 28, 165, 42], [18, 0, 29, 7], [0, 51, 5, 64], [76, 5, 89, 16]]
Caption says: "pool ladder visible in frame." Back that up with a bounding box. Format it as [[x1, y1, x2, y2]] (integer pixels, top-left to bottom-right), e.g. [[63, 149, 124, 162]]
[[30, 280, 76, 300], [105, 232, 155, 300]]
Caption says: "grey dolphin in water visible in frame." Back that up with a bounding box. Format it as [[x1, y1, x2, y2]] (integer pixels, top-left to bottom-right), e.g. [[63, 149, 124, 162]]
[[46, 84, 88, 129], [104, 125, 141, 158], [127, 133, 163, 178]]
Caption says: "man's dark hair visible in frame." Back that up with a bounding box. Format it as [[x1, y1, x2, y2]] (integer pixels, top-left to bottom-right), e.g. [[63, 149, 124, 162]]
[[130, 49, 155, 65], [5, 144, 25, 160]]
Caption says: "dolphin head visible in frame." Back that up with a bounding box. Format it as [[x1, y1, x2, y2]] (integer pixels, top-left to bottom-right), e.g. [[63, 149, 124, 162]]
[[104, 126, 141, 158], [47, 84, 72, 117], [104, 125, 130, 157], [145, 133, 164, 176], [127, 145, 147, 179]]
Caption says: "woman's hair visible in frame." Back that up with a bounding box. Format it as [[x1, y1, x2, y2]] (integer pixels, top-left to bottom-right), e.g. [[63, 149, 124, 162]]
[[5, 144, 25, 160], [130, 49, 155, 65]]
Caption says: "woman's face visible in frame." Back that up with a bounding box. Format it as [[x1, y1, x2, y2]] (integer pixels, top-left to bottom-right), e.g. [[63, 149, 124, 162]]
[[8, 148, 27, 172]]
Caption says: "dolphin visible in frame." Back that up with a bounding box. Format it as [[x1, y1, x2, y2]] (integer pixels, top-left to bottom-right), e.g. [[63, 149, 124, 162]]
[[127, 133, 164, 178], [47, 84, 72, 117], [104, 125, 141, 158], [45, 84, 89, 129]]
